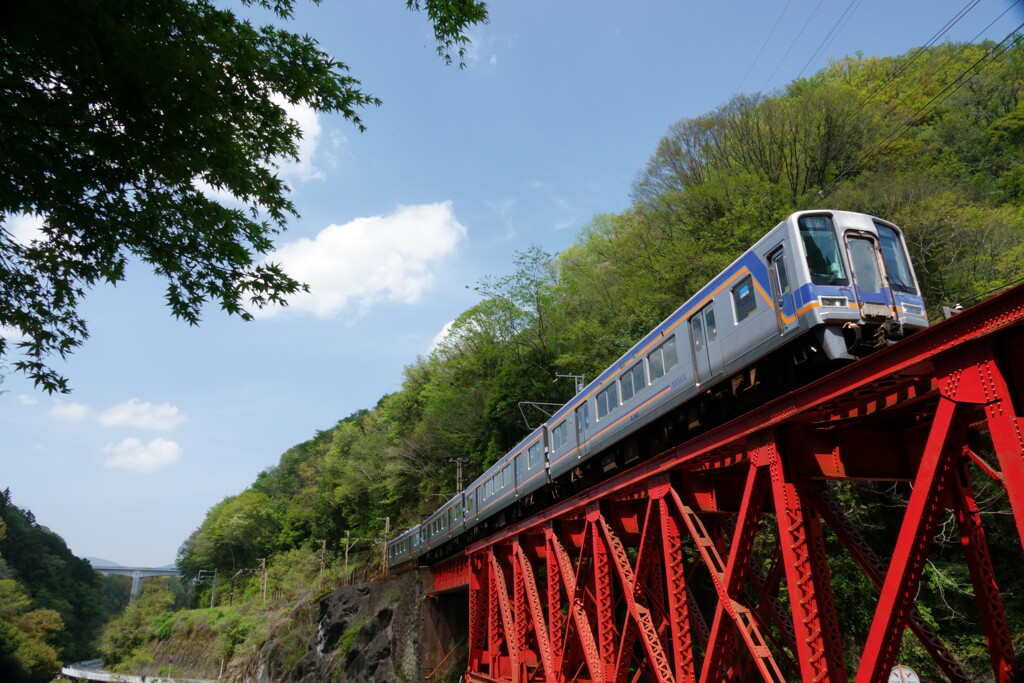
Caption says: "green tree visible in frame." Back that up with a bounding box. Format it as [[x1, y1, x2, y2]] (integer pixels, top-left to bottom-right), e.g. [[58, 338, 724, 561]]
[[0, 0, 487, 393]]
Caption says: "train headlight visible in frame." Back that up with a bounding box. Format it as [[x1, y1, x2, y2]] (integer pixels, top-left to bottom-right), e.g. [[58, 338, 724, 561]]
[[902, 304, 924, 316], [820, 296, 847, 307]]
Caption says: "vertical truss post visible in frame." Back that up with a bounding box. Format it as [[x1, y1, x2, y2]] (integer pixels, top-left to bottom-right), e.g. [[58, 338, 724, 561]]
[[855, 395, 963, 683], [488, 549, 512, 680], [668, 474, 785, 682], [766, 432, 848, 683], [546, 523, 566, 678], [971, 340, 1024, 557], [594, 508, 675, 683], [587, 503, 618, 681], [951, 461, 1017, 681], [651, 475, 698, 683], [808, 483, 971, 682], [513, 540, 554, 680], [469, 553, 489, 677], [548, 523, 603, 680]]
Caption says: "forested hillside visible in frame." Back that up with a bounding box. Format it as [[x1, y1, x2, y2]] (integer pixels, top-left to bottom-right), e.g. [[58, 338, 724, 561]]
[[164, 39, 1024, 677], [0, 490, 126, 682]]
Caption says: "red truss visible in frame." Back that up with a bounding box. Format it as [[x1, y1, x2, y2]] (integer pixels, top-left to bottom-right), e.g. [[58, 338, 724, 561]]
[[452, 284, 1024, 683]]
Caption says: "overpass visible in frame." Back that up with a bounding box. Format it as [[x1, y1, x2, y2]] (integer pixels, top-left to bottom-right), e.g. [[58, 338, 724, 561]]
[[60, 659, 206, 682], [90, 565, 181, 602], [422, 283, 1024, 682]]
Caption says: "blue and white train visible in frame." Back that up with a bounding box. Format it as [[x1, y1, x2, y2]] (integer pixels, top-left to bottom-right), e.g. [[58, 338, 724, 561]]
[[388, 210, 928, 566]]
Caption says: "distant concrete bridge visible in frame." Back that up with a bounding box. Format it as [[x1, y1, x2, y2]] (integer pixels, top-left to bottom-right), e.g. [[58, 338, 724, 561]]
[[60, 659, 206, 682], [91, 565, 181, 602]]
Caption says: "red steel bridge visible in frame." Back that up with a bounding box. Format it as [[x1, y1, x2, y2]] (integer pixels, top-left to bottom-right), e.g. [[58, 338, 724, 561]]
[[423, 283, 1024, 683]]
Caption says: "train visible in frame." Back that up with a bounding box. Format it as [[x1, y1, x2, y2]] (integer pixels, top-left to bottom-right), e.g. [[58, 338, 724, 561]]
[[387, 209, 928, 567]]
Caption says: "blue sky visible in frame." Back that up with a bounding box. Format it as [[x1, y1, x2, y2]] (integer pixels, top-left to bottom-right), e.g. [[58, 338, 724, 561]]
[[2, 0, 1020, 567]]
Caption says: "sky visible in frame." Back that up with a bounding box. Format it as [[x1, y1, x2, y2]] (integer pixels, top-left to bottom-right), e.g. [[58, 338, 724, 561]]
[[2, 0, 1021, 567]]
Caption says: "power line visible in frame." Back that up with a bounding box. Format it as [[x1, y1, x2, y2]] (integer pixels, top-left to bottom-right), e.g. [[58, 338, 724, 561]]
[[736, 0, 795, 94], [835, 0, 1011, 139], [822, 21, 1024, 197], [796, 0, 864, 81], [760, 0, 825, 92]]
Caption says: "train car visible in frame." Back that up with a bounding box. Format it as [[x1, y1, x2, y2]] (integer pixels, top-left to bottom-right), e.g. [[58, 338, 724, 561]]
[[389, 209, 927, 566], [387, 524, 421, 567], [461, 425, 547, 534], [419, 490, 466, 556]]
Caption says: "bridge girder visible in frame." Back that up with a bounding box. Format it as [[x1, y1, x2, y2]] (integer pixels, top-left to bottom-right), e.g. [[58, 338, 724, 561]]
[[437, 283, 1024, 683]]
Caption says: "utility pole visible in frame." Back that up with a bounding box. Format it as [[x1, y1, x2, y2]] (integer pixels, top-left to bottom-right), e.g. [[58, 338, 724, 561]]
[[317, 539, 327, 589], [380, 517, 390, 573], [449, 457, 468, 492], [260, 558, 267, 602], [197, 569, 218, 609], [556, 373, 585, 394]]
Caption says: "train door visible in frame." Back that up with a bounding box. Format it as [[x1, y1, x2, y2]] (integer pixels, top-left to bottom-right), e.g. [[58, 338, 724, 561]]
[[768, 247, 798, 335], [844, 234, 897, 319], [690, 302, 722, 385], [575, 401, 591, 458]]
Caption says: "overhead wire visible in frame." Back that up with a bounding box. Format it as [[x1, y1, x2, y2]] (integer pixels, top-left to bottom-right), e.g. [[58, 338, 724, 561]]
[[822, 19, 1024, 197], [735, 0, 794, 94], [830, 0, 991, 133], [796, 0, 864, 80], [759, 0, 825, 93]]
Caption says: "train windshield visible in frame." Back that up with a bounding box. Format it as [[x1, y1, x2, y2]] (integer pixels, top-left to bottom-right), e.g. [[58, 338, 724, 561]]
[[847, 238, 881, 293], [799, 215, 849, 286], [874, 222, 917, 294]]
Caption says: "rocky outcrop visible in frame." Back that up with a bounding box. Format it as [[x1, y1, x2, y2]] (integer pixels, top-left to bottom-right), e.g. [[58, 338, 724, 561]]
[[294, 570, 427, 682]]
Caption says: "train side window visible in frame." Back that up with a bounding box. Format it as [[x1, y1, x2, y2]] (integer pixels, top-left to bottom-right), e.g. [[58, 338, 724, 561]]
[[597, 383, 618, 418], [732, 275, 757, 322], [648, 335, 678, 380], [621, 362, 646, 401], [502, 465, 511, 489], [529, 442, 543, 469], [552, 421, 568, 449]]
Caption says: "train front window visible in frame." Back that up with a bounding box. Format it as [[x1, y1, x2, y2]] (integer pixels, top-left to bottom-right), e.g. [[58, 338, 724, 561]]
[[848, 237, 881, 293], [875, 223, 917, 294], [799, 215, 849, 286]]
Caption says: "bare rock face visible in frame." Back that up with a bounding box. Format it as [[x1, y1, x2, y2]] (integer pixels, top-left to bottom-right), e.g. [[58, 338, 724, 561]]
[[295, 570, 425, 682]]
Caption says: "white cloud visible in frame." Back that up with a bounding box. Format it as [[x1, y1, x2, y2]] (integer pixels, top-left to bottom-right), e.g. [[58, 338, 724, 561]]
[[4, 213, 46, 245], [262, 201, 467, 319], [50, 399, 91, 422], [99, 399, 186, 431], [193, 95, 324, 203], [430, 320, 455, 353], [16, 394, 39, 406], [463, 30, 499, 68], [272, 95, 324, 183], [103, 438, 182, 472], [1, 325, 28, 342]]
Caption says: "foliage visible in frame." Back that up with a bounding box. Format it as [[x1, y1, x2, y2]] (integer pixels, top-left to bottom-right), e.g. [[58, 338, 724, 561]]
[[165, 38, 1024, 679], [0, 0, 488, 393], [0, 489, 111, 678]]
